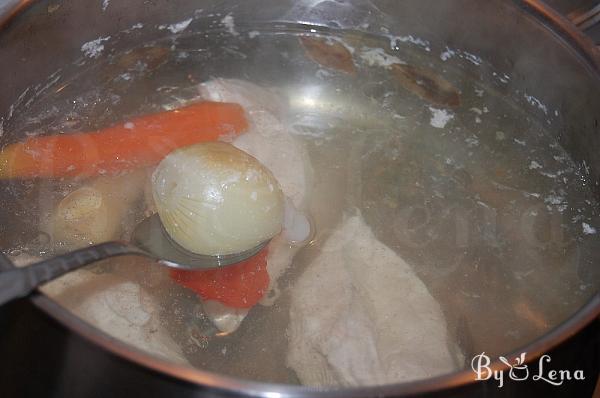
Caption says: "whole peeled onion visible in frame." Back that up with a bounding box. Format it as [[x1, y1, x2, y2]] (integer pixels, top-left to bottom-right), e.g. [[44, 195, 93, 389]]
[[152, 142, 284, 255]]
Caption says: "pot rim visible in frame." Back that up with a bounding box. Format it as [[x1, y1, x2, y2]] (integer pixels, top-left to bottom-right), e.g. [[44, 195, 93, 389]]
[[30, 289, 600, 397], [1, 0, 599, 396]]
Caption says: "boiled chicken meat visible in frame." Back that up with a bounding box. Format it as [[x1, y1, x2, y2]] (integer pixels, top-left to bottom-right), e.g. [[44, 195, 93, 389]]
[[287, 213, 462, 386], [198, 79, 313, 330], [10, 254, 187, 364]]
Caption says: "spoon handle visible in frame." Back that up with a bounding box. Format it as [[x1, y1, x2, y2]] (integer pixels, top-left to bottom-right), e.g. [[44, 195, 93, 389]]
[[0, 242, 148, 306]]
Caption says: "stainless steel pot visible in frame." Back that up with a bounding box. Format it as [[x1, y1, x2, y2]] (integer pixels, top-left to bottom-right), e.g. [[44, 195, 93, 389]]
[[0, 1, 598, 397]]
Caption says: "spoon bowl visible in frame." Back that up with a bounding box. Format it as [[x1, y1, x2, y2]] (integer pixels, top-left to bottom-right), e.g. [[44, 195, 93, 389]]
[[0, 213, 270, 306], [132, 214, 270, 269]]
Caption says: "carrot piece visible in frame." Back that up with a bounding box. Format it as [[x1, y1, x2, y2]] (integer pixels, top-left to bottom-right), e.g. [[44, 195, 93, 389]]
[[0, 101, 248, 179], [169, 247, 270, 309]]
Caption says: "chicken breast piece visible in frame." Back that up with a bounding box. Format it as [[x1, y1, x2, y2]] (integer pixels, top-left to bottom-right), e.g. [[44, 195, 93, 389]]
[[287, 213, 462, 386], [199, 78, 312, 210], [198, 79, 313, 331], [10, 254, 187, 364]]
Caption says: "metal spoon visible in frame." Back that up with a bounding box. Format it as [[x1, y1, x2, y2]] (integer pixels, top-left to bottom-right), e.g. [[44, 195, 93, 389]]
[[0, 213, 269, 306]]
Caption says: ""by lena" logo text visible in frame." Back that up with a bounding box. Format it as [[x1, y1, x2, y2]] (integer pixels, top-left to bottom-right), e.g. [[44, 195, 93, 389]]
[[471, 352, 585, 388]]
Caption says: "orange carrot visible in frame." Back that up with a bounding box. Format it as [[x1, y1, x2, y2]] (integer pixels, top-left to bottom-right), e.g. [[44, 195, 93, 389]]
[[169, 247, 270, 309], [0, 101, 248, 179]]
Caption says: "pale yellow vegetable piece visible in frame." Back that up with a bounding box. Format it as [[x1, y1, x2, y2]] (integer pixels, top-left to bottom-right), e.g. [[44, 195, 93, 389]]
[[152, 142, 284, 256], [51, 170, 146, 249]]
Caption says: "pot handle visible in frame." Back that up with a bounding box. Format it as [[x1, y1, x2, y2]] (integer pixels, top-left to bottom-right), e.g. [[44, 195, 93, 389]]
[[0, 242, 143, 306]]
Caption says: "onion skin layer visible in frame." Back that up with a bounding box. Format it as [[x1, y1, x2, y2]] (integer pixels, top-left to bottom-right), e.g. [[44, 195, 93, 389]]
[[152, 141, 284, 256]]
